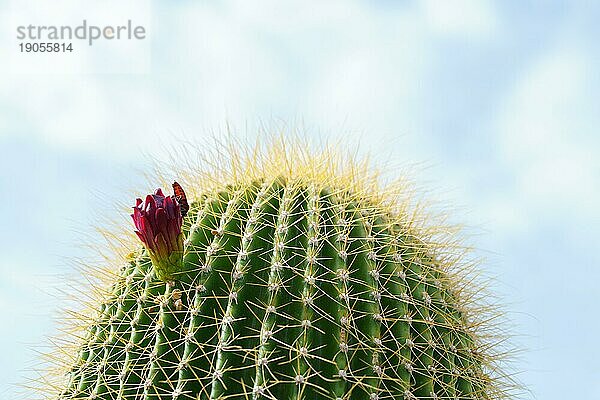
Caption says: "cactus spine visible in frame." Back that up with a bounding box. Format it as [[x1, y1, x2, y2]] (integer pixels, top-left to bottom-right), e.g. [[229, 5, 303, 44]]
[[41, 140, 512, 400]]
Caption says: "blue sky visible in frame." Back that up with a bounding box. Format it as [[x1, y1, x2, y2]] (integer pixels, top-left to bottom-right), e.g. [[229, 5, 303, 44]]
[[1, 1, 599, 399]]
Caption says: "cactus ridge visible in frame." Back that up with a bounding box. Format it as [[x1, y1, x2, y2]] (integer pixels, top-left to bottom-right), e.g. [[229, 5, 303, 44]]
[[36, 138, 515, 400]]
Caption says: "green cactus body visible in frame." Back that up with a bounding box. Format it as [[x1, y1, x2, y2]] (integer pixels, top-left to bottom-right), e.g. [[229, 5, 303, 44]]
[[45, 141, 510, 400]]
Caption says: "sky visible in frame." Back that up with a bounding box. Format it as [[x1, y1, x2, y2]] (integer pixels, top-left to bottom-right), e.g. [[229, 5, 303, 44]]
[[0, 1, 599, 399]]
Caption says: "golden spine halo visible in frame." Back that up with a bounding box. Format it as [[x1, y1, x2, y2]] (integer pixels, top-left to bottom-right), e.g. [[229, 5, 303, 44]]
[[29, 132, 521, 400]]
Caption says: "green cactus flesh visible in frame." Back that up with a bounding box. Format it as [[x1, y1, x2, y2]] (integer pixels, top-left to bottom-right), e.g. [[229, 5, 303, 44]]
[[57, 178, 495, 400]]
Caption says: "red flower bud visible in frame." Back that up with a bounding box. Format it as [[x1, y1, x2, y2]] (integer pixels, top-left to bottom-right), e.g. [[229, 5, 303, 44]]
[[132, 188, 184, 281]]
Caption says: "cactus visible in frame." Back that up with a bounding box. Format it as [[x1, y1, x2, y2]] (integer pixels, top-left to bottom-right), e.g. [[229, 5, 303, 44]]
[[38, 139, 513, 400]]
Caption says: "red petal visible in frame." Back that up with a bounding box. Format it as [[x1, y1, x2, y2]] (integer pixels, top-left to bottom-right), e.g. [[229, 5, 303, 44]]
[[141, 217, 154, 247], [169, 225, 180, 251], [144, 194, 155, 213], [155, 232, 169, 258], [134, 230, 147, 246], [168, 220, 179, 247], [132, 208, 143, 230], [164, 196, 175, 219], [155, 207, 170, 243]]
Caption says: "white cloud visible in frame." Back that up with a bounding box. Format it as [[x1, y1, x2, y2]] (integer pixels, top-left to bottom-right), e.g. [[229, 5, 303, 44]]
[[421, 0, 500, 39], [494, 42, 599, 219], [0, 0, 434, 160]]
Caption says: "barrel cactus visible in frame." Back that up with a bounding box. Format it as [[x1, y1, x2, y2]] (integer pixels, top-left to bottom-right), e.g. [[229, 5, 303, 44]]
[[39, 139, 513, 400]]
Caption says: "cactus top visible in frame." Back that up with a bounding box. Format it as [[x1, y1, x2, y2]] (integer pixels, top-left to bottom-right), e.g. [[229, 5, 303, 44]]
[[37, 138, 515, 400]]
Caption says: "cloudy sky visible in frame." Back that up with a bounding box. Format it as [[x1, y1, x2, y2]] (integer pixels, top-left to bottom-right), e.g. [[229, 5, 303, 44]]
[[1, 1, 599, 399]]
